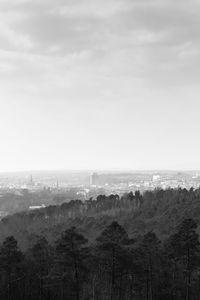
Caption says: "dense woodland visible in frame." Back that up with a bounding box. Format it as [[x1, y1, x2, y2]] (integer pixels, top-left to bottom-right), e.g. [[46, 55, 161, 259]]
[[1, 188, 200, 299], [1, 187, 200, 248]]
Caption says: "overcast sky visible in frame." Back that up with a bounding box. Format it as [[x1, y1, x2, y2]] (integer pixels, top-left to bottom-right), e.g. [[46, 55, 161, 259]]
[[0, 0, 200, 172]]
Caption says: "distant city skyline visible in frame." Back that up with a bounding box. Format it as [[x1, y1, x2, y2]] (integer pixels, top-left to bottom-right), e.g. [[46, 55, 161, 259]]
[[1, 0, 200, 172]]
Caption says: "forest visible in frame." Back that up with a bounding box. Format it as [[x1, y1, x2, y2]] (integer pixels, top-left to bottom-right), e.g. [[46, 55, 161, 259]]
[[0, 218, 200, 299], [0, 188, 200, 299]]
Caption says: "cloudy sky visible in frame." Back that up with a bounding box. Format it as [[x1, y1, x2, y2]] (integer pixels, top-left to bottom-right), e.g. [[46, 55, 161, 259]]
[[0, 0, 200, 172]]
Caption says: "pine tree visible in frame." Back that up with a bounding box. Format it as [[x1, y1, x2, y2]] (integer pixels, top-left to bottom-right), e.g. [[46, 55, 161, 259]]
[[138, 232, 161, 300], [28, 236, 52, 300], [167, 219, 200, 300], [55, 227, 88, 300], [96, 221, 131, 300], [0, 236, 23, 300]]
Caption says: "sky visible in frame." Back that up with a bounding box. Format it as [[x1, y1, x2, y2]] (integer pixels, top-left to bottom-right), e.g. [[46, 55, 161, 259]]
[[0, 0, 200, 172]]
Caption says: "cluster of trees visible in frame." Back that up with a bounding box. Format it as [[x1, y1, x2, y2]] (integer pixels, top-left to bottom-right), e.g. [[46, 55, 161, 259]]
[[2, 187, 200, 249], [1, 218, 200, 299], [2, 186, 200, 219], [0, 187, 89, 215]]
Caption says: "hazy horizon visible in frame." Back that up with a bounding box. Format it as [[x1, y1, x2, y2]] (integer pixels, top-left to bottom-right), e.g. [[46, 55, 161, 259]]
[[0, 168, 199, 175], [1, 0, 200, 172]]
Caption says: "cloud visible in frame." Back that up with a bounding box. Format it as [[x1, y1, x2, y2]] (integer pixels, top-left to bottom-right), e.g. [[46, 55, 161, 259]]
[[1, 0, 200, 171], [0, 0, 200, 93]]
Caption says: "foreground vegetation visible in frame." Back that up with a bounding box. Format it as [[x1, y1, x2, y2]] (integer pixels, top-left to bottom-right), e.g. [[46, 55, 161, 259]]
[[0, 218, 200, 299], [0, 188, 200, 299]]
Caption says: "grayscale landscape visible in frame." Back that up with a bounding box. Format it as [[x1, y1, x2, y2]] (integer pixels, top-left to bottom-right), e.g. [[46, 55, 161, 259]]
[[0, 0, 200, 299]]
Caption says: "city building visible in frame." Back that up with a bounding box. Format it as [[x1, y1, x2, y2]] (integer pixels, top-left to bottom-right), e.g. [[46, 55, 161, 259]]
[[153, 174, 161, 182], [90, 172, 99, 186]]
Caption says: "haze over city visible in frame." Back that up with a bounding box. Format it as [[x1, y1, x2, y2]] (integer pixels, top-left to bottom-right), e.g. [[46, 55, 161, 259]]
[[1, 0, 200, 172]]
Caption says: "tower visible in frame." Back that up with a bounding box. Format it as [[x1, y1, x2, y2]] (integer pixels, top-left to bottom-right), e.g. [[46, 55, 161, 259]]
[[90, 172, 99, 186], [28, 175, 34, 187], [56, 179, 59, 189]]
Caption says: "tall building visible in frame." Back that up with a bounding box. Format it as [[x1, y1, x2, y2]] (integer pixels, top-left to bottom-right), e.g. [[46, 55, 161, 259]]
[[90, 172, 99, 186], [28, 175, 34, 187]]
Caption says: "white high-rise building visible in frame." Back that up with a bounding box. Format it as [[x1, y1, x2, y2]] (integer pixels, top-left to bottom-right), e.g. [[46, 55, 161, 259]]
[[90, 172, 99, 186]]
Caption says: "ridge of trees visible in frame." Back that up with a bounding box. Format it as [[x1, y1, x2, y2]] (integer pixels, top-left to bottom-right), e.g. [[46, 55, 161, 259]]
[[1, 187, 200, 249], [0, 218, 200, 299]]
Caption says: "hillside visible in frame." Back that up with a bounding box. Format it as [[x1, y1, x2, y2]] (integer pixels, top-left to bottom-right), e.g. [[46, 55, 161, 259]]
[[1, 187, 200, 249]]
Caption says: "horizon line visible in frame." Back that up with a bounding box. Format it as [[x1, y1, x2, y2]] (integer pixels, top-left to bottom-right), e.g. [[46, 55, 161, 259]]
[[0, 168, 199, 174]]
